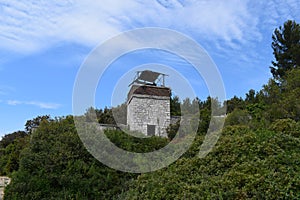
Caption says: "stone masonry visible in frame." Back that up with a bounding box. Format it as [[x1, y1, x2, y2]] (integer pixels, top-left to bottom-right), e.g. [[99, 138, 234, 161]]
[[0, 176, 11, 200], [127, 85, 171, 137]]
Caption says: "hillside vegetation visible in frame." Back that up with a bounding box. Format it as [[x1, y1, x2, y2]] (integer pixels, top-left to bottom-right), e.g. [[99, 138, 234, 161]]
[[0, 20, 299, 199]]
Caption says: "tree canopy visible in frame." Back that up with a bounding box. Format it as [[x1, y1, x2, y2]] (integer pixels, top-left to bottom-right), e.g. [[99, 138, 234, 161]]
[[270, 20, 300, 80]]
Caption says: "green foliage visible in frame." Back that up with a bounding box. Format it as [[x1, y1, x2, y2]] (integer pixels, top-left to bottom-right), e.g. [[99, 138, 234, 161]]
[[271, 20, 300, 79], [0, 131, 27, 149], [4, 116, 169, 199], [112, 103, 127, 125], [96, 107, 116, 124], [120, 127, 300, 199], [197, 108, 211, 134], [280, 68, 300, 121], [182, 97, 199, 114], [269, 119, 300, 137], [170, 95, 181, 116], [0, 131, 29, 175], [246, 103, 265, 119], [122, 20, 300, 199], [260, 68, 300, 122], [105, 129, 168, 153], [245, 89, 257, 104], [4, 116, 138, 199], [25, 115, 51, 133], [226, 95, 245, 113], [225, 109, 251, 127], [166, 120, 180, 140]]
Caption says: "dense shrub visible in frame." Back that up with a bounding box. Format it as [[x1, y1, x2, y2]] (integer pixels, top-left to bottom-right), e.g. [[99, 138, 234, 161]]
[[225, 109, 251, 127], [120, 126, 300, 199], [269, 118, 300, 137], [4, 117, 168, 199]]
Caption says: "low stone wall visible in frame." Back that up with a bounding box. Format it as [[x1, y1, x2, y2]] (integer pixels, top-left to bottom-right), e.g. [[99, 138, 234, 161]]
[[0, 176, 11, 200]]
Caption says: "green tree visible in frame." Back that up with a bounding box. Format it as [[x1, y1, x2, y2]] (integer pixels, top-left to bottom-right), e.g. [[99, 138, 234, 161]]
[[279, 68, 300, 121], [0, 131, 27, 149], [0, 131, 29, 175], [270, 20, 300, 80], [226, 96, 245, 113], [170, 95, 181, 116], [245, 89, 256, 104], [96, 107, 116, 124], [85, 107, 97, 122], [112, 103, 127, 125], [25, 115, 51, 133], [225, 109, 251, 127]]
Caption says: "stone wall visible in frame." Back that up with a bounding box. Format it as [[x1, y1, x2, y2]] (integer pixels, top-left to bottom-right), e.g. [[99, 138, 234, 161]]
[[0, 177, 11, 200], [127, 94, 170, 137]]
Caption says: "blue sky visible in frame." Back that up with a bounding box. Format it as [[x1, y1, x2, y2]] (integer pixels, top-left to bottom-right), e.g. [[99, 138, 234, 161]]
[[1, 0, 300, 136]]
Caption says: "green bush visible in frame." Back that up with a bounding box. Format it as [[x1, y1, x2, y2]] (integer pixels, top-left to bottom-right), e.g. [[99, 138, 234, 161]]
[[225, 109, 251, 127], [120, 127, 300, 199], [269, 118, 299, 137], [4, 117, 140, 199]]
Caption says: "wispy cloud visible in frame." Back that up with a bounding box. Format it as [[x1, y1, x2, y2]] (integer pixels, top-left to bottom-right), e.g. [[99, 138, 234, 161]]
[[0, 1, 260, 52], [6, 100, 61, 109], [0, 0, 299, 64], [7, 100, 21, 106]]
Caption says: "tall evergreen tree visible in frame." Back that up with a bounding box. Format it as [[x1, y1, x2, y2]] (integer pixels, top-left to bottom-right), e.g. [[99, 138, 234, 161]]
[[270, 20, 300, 80]]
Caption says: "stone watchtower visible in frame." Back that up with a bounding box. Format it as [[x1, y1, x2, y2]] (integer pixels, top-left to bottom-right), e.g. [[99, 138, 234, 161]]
[[127, 70, 171, 137]]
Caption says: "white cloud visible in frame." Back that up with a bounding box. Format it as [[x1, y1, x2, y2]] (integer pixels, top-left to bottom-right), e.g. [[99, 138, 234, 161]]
[[0, 0, 259, 53], [6, 100, 61, 109], [26, 101, 61, 109], [0, 0, 299, 64], [7, 100, 21, 105]]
